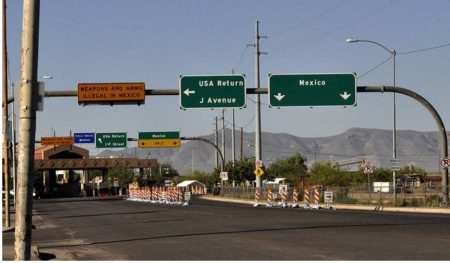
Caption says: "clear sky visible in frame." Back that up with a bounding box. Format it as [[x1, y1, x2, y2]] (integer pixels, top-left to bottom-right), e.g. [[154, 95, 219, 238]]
[[5, 0, 450, 154]]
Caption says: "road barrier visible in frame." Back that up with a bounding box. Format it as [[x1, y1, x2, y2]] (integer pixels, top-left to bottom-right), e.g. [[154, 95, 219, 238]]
[[281, 187, 288, 208], [292, 188, 299, 208], [304, 187, 310, 209], [127, 186, 188, 205], [267, 188, 273, 207], [254, 187, 260, 207], [313, 188, 320, 209]]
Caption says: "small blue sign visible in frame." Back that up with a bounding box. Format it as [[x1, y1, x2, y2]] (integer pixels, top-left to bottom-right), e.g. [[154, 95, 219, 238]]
[[74, 133, 95, 144]]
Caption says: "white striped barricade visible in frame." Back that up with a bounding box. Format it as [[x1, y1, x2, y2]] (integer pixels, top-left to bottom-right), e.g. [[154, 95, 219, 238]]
[[303, 187, 310, 209], [291, 188, 299, 208], [177, 187, 183, 205], [167, 187, 172, 204], [157, 186, 162, 203], [163, 186, 168, 204], [151, 186, 157, 203], [253, 187, 260, 207], [170, 187, 176, 204], [312, 188, 320, 209], [266, 188, 273, 207], [143, 188, 149, 202], [128, 189, 135, 200]]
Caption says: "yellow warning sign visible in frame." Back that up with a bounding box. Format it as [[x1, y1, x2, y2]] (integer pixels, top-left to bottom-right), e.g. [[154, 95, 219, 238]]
[[138, 139, 181, 148], [254, 167, 264, 177]]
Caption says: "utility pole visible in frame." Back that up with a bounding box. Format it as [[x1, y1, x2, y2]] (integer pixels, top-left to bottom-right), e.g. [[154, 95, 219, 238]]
[[248, 20, 266, 188], [215, 116, 219, 168], [2, 0, 10, 228], [222, 109, 226, 164], [191, 148, 195, 175], [240, 127, 244, 161], [15, 0, 40, 260], [232, 109, 235, 167], [231, 69, 236, 167], [392, 49, 397, 206], [11, 83, 17, 208]]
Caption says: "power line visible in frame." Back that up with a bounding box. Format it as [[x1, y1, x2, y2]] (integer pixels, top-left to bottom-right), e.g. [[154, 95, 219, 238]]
[[270, 0, 397, 54], [357, 55, 392, 79], [357, 42, 450, 79], [234, 45, 251, 71], [397, 42, 450, 55], [268, 1, 345, 40]]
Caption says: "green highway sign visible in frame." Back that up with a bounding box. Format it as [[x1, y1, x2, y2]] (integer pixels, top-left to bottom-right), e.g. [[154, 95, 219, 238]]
[[96, 132, 127, 148], [138, 131, 181, 148], [268, 73, 356, 107], [180, 75, 246, 109]]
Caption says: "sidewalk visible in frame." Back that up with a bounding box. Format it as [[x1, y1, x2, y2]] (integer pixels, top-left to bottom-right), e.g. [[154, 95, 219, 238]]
[[200, 195, 450, 214]]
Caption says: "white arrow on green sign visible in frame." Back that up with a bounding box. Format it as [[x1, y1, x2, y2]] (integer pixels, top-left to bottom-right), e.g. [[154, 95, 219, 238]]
[[268, 73, 357, 107], [179, 74, 246, 109], [96, 132, 127, 148]]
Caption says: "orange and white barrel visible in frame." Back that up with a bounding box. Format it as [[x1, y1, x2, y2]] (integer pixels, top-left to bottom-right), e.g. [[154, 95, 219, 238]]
[[304, 187, 309, 208], [267, 188, 273, 207], [314, 188, 320, 208], [254, 187, 260, 207], [292, 188, 299, 208]]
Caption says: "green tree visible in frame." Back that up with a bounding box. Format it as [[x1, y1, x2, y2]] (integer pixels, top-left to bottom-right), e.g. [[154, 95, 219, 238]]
[[107, 165, 134, 188], [399, 165, 426, 176], [211, 158, 256, 185], [267, 153, 308, 187], [308, 161, 340, 186], [370, 167, 392, 182], [144, 163, 180, 186]]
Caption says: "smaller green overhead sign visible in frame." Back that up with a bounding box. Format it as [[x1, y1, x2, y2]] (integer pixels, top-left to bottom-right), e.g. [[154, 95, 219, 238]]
[[96, 133, 127, 148]]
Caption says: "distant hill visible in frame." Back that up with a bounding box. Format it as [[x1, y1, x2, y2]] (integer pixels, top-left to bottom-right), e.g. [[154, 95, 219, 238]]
[[96, 128, 444, 175]]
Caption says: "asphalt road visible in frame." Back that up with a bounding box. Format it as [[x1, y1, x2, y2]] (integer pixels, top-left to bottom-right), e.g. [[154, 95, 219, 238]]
[[3, 197, 450, 260]]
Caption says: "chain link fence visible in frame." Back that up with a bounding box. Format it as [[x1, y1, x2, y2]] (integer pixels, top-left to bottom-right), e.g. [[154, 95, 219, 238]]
[[216, 184, 449, 207]]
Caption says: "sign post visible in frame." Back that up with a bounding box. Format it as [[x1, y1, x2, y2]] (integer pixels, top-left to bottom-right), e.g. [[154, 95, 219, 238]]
[[180, 75, 246, 109], [363, 162, 374, 193], [268, 73, 356, 107], [324, 190, 333, 209]]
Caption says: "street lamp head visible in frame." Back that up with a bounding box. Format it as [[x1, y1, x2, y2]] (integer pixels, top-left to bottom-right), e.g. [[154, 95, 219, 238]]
[[42, 75, 53, 80], [346, 38, 359, 43]]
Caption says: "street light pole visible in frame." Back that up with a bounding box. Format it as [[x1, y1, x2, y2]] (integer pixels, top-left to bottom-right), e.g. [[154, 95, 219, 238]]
[[347, 37, 398, 205]]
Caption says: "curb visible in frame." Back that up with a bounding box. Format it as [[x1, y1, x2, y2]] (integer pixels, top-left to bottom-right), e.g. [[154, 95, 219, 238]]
[[200, 195, 450, 214], [35, 195, 126, 203]]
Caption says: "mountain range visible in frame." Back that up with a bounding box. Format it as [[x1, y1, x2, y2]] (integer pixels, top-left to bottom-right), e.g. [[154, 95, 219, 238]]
[[96, 128, 446, 175]]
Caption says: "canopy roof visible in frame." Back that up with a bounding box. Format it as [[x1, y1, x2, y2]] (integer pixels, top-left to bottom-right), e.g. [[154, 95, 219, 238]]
[[177, 180, 206, 188]]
